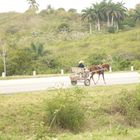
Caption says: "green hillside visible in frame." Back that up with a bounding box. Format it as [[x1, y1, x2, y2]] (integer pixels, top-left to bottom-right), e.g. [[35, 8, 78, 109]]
[[0, 10, 140, 75]]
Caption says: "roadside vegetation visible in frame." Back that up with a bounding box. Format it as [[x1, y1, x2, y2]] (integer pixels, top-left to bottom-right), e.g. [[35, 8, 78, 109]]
[[0, 1, 140, 139], [0, 84, 140, 139], [0, 1, 140, 76]]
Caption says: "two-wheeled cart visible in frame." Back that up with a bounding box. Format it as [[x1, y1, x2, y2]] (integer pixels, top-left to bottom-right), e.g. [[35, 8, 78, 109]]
[[70, 67, 90, 86]]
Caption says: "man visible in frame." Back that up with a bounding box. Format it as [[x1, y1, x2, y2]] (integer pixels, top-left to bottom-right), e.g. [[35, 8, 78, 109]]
[[78, 60, 85, 68]]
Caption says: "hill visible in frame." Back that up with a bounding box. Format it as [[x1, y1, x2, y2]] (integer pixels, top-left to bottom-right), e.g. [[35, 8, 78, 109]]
[[0, 11, 140, 75]]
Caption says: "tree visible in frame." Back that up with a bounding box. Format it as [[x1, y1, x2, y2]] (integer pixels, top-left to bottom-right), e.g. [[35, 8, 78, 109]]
[[134, 4, 140, 22], [81, 0, 127, 32], [103, 0, 114, 27], [104, 1, 126, 30], [46, 5, 55, 14], [91, 2, 105, 31], [82, 2, 105, 32], [29, 42, 45, 59], [27, 0, 39, 11], [123, 9, 136, 27], [68, 8, 77, 13], [113, 2, 127, 30], [6, 49, 33, 75], [82, 7, 93, 34]]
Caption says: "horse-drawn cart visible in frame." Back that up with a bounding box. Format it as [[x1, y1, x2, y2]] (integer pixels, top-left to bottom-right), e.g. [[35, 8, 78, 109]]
[[70, 67, 90, 86]]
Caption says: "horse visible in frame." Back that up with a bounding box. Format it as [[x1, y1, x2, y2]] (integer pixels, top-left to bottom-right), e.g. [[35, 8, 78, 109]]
[[88, 64, 110, 84]]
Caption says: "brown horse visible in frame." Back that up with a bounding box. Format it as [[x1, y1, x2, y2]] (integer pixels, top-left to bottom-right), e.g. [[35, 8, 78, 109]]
[[88, 64, 110, 84]]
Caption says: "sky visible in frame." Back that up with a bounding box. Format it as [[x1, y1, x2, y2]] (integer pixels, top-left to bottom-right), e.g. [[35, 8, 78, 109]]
[[0, 0, 139, 13]]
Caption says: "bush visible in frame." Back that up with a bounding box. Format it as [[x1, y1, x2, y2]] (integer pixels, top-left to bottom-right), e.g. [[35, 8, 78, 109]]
[[44, 88, 85, 132], [111, 55, 131, 71], [107, 26, 116, 33], [112, 88, 140, 126], [57, 23, 70, 33], [87, 53, 107, 65], [131, 60, 140, 70]]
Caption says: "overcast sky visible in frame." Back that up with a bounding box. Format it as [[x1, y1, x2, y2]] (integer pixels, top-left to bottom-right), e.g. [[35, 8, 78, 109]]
[[0, 0, 139, 13]]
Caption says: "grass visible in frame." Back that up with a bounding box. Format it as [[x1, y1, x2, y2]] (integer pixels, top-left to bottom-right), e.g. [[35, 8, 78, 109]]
[[56, 129, 140, 140], [0, 73, 69, 80], [0, 84, 140, 139]]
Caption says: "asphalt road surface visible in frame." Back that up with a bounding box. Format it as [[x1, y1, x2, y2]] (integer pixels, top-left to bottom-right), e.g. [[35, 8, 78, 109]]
[[0, 72, 140, 94]]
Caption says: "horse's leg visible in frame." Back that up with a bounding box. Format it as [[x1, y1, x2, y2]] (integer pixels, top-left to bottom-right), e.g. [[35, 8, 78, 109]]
[[90, 73, 96, 85], [95, 73, 100, 84], [102, 72, 106, 84]]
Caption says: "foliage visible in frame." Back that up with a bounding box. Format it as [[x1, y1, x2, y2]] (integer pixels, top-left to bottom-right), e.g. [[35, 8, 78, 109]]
[[107, 26, 116, 33], [87, 52, 107, 65], [57, 23, 70, 33], [44, 88, 85, 132], [134, 5, 140, 22], [68, 8, 77, 13], [131, 60, 140, 70], [6, 49, 33, 75], [29, 42, 45, 58], [111, 53, 132, 71], [27, 0, 39, 11], [82, 0, 127, 31], [111, 86, 140, 126]]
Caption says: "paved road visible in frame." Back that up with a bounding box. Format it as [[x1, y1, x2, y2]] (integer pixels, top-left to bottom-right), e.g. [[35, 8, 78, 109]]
[[0, 72, 140, 94]]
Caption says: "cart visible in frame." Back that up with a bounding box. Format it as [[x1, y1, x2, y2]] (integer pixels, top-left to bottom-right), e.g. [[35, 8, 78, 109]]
[[70, 67, 90, 86]]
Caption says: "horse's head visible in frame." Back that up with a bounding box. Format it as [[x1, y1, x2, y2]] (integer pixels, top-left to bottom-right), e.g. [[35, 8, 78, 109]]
[[102, 64, 110, 71]]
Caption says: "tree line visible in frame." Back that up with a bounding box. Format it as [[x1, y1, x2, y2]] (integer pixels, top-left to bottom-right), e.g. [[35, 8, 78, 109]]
[[81, 0, 140, 33], [26, 0, 140, 33]]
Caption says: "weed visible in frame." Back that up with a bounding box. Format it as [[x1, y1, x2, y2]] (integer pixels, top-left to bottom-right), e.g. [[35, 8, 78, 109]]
[[44, 88, 85, 132]]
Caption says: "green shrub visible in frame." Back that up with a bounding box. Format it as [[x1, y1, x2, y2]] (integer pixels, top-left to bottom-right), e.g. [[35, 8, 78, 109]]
[[131, 60, 140, 70], [107, 26, 116, 33], [44, 88, 85, 132], [112, 88, 140, 126], [87, 52, 107, 65], [57, 23, 70, 33], [111, 55, 131, 71]]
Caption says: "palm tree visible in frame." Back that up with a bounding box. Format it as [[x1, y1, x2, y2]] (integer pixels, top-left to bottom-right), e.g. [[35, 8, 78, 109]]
[[91, 2, 105, 31], [27, 0, 39, 11], [103, 0, 114, 27], [29, 42, 45, 59], [82, 0, 127, 31], [102, 1, 126, 30], [82, 7, 93, 34], [113, 2, 127, 30], [102, 0, 127, 29]]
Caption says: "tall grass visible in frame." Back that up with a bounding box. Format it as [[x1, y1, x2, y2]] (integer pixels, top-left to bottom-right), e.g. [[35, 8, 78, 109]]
[[44, 88, 86, 132], [107, 85, 140, 126]]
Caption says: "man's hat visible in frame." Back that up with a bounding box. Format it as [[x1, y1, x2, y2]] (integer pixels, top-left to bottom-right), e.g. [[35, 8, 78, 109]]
[[79, 60, 84, 64]]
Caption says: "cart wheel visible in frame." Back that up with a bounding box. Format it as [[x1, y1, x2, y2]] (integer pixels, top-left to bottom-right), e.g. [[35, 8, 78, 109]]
[[71, 81, 77, 86], [84, 79, 90, 86]]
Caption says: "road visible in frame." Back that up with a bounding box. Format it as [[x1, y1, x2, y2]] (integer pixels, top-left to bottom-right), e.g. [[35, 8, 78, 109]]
[[0, 72, 140, 94]]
